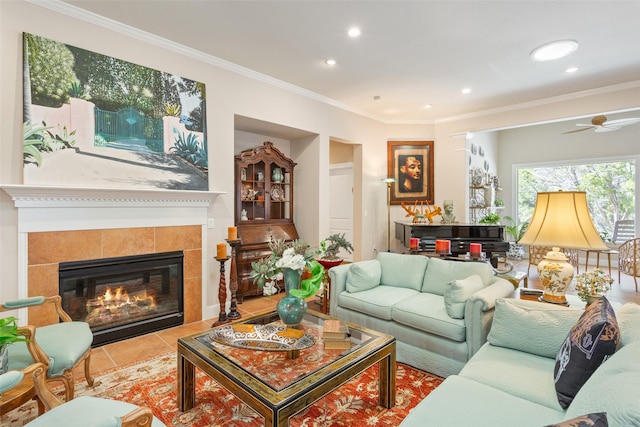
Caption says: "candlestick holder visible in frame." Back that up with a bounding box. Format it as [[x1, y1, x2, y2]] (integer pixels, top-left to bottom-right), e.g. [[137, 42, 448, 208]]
[[226, 238, 242, 320], [212, 256, 230, 327]]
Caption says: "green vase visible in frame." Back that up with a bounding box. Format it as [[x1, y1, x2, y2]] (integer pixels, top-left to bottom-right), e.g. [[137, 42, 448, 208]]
[[276, 268, 307, 328], [0, 344, 8, 375]]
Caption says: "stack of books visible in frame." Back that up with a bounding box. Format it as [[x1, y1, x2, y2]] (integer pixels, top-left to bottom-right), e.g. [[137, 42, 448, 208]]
[[322, 319, 351, 349]]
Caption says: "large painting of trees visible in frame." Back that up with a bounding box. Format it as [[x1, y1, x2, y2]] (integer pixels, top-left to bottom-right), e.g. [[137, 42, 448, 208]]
[[22, 33, 208, 191]]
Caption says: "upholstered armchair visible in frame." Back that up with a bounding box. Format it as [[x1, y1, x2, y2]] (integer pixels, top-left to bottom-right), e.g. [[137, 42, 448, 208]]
[[0, 363, 166, 427], [0, 296, 94, 400], [618, 238, 639, 291]]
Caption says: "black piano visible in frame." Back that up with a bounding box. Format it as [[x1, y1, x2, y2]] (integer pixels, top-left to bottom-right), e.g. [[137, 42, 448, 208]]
[[395, 222, 510, 260]]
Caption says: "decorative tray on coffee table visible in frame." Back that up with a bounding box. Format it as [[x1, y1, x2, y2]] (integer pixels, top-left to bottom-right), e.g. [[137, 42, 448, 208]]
[[209, 323, 316, 352]]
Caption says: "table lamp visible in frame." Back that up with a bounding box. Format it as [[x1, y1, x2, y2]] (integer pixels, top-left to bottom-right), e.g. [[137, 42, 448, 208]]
[[518, 191, 607, 304], [381, 177, 396, 251]]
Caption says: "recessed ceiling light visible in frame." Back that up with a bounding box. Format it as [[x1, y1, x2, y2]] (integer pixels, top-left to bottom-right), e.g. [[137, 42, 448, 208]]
[[423, 104, 433, 109], [348, 27, 361, 37], [565, 67, 579, 73], [325, 59, 337, 66], [461, 88, 471, 94], [530, 40, 579, 61], [373, 95, 381, 101]]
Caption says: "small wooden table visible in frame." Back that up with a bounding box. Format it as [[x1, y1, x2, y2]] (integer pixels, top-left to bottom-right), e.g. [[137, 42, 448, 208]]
[[0, 365, 43, 416]]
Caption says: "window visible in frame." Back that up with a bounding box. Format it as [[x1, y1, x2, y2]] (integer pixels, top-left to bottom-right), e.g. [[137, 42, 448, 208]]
[[516, 159, 635, 242]]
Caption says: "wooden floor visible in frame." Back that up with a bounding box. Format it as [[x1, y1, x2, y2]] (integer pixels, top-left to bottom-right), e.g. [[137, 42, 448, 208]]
[[75, 257, 639, 381]]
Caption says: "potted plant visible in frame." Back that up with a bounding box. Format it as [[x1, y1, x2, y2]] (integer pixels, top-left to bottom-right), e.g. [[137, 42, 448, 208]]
[[503, 216, 529, 260], [479, 212, 501, 225], [0, 316, 28, 374], [317, 233, 354, 268]]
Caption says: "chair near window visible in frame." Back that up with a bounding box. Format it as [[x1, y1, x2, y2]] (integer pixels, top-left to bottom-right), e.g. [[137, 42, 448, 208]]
[[527, 246, 580, 276], [612, 219, 635, 245], [618, 238, 639, 292], [579, 220, 633, 279], [0, 296, 94, 401]]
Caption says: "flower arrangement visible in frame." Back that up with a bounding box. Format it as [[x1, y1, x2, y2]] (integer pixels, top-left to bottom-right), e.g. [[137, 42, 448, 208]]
[[250, 239, 324, 298], [573, 269, 614, 302]]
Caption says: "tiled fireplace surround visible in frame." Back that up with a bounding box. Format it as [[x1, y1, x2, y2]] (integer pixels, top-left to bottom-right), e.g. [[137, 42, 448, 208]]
[[27, 225, 202, 327], [3, 185, 219, 329]]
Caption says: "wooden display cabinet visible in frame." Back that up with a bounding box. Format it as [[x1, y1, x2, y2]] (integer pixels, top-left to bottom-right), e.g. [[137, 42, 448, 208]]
[[234, 142, 299, 301]]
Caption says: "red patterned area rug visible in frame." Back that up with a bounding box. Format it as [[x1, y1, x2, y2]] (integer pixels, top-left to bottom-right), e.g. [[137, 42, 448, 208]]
[[2, 352, 442, 427]]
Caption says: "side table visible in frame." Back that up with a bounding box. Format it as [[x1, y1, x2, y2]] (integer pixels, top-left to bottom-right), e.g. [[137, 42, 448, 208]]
[[317, 259, 347, 315], [582, 249, 619, 278], [0, 364, 43, 416], [497, 270, 528, 289]]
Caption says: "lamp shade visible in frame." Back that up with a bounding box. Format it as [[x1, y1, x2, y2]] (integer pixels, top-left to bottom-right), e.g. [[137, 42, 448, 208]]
[[519, 191, 607, 250]]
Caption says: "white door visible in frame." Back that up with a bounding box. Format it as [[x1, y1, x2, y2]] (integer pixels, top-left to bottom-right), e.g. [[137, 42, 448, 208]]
[[329, 163, 354, 261]]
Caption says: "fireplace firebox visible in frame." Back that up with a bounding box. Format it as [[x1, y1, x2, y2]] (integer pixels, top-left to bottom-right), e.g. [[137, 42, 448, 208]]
[[59, 251, 184, 347]]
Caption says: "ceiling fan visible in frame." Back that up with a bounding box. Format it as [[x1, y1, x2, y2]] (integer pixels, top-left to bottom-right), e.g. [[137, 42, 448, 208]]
[[563, 114, 640, 134]]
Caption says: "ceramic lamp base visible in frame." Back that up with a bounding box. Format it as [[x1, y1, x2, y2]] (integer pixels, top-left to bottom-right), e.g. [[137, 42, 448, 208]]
[[537, 247, 574, 306]]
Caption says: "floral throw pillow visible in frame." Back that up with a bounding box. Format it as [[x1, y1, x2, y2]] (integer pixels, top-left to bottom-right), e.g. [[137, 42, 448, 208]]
[[543, 412, 608, 427], [554, 297, 619, 409]]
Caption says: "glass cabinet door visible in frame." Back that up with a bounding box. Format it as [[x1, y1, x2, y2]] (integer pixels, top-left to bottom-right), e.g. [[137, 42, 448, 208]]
[[239, 161, 266, 221]]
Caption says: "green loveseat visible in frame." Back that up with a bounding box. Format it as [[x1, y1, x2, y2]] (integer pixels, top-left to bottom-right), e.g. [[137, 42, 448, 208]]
[[328, 252, 514, 377], [400, 298, 640, 427]]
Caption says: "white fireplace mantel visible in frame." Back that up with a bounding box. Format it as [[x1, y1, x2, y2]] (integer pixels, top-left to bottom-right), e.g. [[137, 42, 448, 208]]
[[3, 184, 226, 322], [1, 184, 225, 208]]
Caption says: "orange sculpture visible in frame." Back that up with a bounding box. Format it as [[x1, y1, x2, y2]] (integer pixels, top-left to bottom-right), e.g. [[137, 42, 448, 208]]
[[401, 201, 442, 224]]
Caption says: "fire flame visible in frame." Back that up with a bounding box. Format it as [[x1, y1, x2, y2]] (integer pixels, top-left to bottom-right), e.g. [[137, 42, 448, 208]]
[[96, 286, 156, 309], [103, 286, 130, 304]]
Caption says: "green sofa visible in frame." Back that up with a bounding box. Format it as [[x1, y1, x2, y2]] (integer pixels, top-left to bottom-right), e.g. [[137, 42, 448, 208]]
[[400, 298, 640, 427], [328, 252, 514, 377]]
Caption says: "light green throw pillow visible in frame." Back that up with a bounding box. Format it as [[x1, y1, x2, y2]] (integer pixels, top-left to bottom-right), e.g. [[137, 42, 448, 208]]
[[617, 303, 640, 347], [487, 298, 583, 358], [346, 260, 381, 293], [444, 274, 484, 319], [421, 257, 493, 295], [377, 252, 428, 291]]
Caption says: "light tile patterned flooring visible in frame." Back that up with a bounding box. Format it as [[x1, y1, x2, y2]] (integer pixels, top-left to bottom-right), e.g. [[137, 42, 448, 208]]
[[76, 258, 639, 380]]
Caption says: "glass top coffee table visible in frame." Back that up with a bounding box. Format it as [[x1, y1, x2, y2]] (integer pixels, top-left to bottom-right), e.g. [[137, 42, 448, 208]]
[[177, 309, 396, 427]]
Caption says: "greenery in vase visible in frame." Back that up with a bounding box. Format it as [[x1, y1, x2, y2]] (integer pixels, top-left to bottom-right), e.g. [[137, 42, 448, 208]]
[[318, 233, 354, 261], [503, 216, 529, 243], [250, 239, 324, 298], [573, 269, 614, 302], [0, 316, 28, 345]]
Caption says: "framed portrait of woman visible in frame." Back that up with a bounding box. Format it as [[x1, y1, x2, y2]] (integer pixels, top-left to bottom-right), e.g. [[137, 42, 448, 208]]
[[387, 141, 434, 205]]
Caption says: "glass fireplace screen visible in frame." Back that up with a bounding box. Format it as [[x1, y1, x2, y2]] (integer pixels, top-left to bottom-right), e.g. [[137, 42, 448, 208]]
[[59, 251, 184, 346]]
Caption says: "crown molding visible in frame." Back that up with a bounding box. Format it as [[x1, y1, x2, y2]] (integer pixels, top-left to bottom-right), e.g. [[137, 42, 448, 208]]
[[435, 80, 640, 125], [27, 0, 386, 124]]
